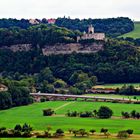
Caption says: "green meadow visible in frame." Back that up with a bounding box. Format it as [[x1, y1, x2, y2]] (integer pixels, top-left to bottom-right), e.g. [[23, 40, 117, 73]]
[[119, 22, 140, 39], [1, 101, 140, 136]]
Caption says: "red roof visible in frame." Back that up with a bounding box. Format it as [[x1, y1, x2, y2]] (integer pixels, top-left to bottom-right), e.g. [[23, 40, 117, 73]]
[[47, 19, 56, 24]]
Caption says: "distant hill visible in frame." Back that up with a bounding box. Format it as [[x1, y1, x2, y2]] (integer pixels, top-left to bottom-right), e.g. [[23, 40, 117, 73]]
[[119, 22, 140, 39]]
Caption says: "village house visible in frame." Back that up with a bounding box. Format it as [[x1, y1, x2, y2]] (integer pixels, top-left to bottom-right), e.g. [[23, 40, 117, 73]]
[[29, 19, 40, 25], [47, 18, 56, 24], [77, 25, 105, 42]]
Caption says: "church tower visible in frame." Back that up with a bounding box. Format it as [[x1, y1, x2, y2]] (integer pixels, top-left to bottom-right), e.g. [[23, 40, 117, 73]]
[[88, 25, 94, 34]]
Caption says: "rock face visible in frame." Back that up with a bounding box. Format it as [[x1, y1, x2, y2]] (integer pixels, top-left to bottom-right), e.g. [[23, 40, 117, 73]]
[[42, 43, 104, 56], [0, 43, 104, 55], [1, 44, 32, 52]]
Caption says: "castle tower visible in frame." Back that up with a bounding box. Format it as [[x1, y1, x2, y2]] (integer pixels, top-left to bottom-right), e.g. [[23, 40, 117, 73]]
[[88, 25, 94, 34]]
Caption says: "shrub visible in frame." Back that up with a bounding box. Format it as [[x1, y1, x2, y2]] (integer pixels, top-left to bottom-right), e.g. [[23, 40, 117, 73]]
[[13, 130, 22, 137], [0, 127, 6, 132], [14, 124, 22, 131], [66, 111, 79, 117], [100, 128, 108, 134], [97, 106, 113, 119], [22, 123, 33, 132], [80, 111, 93, 118], [121, 111, 130, 118], [126, 129, 133, 135], [117, 130, 129, 138], [43, 109, 54, 116], [54, 129, 64, 137], [79, 129, 88, 136], [89, 129, 96, 134], [22, 131, 32, 137]]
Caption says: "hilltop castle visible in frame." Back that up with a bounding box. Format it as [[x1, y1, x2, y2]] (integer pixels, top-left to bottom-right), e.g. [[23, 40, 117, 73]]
[[77, 25, 105, 42]]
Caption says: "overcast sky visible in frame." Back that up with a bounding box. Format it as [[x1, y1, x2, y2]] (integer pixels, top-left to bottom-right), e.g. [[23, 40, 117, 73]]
[[0, 0, 139, 20]]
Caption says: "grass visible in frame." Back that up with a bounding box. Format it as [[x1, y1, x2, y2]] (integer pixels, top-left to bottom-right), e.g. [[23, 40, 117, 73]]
[[119, 22, 140, 39], [1, 101, 140, 136], [95, 83, 140, 89], [85, 93, 140, 100]]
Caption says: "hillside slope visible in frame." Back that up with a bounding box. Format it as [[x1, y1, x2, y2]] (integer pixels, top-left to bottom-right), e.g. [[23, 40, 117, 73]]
[[119, 22, 140, 39]]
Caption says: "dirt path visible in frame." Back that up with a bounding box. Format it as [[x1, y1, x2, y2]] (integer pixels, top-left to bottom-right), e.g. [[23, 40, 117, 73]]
[[54, 102, 75, 111]]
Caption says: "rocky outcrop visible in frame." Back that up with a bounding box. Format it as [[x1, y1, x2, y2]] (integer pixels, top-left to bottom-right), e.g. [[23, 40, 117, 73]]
[[1, 44, 32, 52], [0, 43, 104, 55], [42, 43, 104, 56]]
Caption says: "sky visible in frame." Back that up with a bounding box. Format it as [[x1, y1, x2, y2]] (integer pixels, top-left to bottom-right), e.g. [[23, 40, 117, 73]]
[[0, 0, 139, 20]]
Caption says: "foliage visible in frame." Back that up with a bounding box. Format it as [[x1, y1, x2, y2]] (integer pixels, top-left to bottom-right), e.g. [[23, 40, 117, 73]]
[[117, 130, 129, 138], [122, 110, 140, 119], [56, 17, 134, 37], [54, 79, 67, 88], [89, 129, 96, 134], [0, 91, 12, 109], [43, 108, 55, 116], [97, 106, 113, 119]]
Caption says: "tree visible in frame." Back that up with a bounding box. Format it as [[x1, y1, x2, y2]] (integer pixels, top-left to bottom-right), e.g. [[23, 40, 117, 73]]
[[54, 79, 67, 88], [89, 129, 96, 134], [126, 129, 133, 136], [97, 106, 113, 119], [78, 129, 88, 137], [14, 124, 22, 131], [43, 109, 54, 116], [55, 129, 64, 136], [0, 91, 12, 110], [100, 128, 108, 135], [38, 67, 55, 83]]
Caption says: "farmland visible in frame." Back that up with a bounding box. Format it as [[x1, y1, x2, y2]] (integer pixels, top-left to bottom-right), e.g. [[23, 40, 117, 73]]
[[119, 22, 140, 39], [1, 101, 140, 136]]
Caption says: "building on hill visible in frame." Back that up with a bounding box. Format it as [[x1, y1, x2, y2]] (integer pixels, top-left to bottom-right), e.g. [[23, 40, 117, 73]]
[[47, 19, 56, 24], [77, 25, 105, 42], [29, 19, 40, 25]]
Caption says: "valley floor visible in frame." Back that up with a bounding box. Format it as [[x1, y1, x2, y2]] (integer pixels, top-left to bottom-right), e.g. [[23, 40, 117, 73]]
[[1, 101, 140, 135]]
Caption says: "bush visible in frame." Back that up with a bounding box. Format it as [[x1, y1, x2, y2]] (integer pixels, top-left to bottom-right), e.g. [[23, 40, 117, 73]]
[[14, 124, 22, 131], [126, 129, 133, 135], [22, 123, 33, 132], [0, 127, 6, 132], [43, 109, 54, 116], [97, 106, 113, 119], [22, 131, 32, 137], [80, 111, 93, 118], [100, 128, 108, 134], [122, 111, 130, 118], [53, 129, 64, 137], [90, 129, 96, 134], [117, 130, 129, 138], [66, 111, 79, 117]]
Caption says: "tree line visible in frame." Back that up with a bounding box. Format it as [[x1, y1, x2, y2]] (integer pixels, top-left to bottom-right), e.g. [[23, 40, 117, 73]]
[[0, 17, 134, 38]]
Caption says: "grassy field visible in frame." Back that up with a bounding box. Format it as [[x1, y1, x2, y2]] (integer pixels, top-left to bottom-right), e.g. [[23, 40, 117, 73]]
[[119, 22, 140, 39], [95, 83, 140, 89], [85, 93, 140, 100], [1, 101, 140, 136]]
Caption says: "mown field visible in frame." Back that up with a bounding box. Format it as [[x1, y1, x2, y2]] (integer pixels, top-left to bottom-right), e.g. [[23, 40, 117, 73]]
[[85, 93, 140, 100], [1, 101, 140, 136], [119, 22, 140, 39], [96, 83, 140, 89]]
